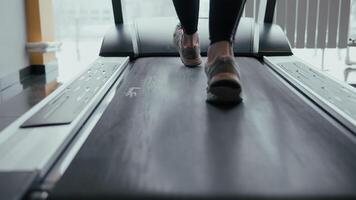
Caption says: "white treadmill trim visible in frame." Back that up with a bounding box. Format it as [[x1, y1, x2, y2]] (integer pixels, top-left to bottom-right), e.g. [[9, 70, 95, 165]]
[[0, 57, 129, 176], [41, 65, 128, 189], [265, 55, 356, 134]]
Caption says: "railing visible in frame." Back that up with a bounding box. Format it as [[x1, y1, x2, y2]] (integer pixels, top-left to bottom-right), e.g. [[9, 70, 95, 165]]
[[244, 0, 351, 49]]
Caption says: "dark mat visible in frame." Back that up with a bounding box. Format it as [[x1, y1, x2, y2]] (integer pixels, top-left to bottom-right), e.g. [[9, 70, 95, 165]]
[[0, 171, 38, 200], [50, 57, 356, 199]]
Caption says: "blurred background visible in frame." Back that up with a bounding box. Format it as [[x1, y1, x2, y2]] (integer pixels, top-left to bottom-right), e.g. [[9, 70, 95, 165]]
[[0, 0, 355, 128], [52, 0, 356, 83]]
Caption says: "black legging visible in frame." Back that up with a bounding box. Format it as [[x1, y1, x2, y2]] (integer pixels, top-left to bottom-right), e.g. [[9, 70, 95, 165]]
[[172, 0, 246, 44]]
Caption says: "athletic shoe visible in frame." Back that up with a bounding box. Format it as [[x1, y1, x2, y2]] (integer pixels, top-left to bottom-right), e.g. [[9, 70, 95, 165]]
[[173, 24, 202, 67], [205, 56, 242, 103]]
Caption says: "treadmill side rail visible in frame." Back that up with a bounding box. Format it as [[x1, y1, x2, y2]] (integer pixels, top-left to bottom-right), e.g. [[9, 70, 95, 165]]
[[21, 61, 123, 128], [0, 57, 129, 175], [265, 56, 356, 134]]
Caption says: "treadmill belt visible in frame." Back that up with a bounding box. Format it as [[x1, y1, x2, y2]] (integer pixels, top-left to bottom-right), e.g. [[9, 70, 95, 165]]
[[50, 57, 356, 199]]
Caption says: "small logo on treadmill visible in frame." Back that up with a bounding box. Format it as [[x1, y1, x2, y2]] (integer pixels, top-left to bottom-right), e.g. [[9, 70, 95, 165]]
[[125, 87, 141, 98]]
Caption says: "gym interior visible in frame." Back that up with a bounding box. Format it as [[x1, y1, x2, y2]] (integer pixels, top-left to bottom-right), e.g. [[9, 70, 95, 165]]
[[1, 0, 356, 199]]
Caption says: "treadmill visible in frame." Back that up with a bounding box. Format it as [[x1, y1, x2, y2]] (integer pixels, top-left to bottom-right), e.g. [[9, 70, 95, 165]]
[[2, 0, 356, 199]]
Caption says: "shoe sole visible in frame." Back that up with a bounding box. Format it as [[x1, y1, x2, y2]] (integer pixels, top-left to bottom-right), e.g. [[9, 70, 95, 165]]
[[173, 30, 202, 68], [207, 86, 242, 104], [180, 57, 202, 68], [206, 76, 242, 104]]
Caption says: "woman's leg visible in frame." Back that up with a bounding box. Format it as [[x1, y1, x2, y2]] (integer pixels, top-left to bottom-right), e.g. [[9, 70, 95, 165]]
[[172, 0, 200, 35], [209, 0, 246, 45], [205, 0, 246, 103], [172, 0, 202, 66], [208, 0, 246, 63]]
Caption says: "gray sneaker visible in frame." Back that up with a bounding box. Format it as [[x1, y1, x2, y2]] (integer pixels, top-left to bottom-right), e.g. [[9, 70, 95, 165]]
[[173, 24, 202, 67], [205, 56, 242, 103]]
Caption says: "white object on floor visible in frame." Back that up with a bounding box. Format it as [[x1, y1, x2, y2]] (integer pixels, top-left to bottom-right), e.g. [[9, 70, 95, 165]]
[[344, 34, 356, 82], [26, 41, 62, 53]]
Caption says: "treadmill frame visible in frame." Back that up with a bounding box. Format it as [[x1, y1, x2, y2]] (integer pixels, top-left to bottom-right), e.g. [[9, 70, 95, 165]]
[[2, 0, 356, 199], [102, 0, 292, 58], [30, 1, 356, 199], [47, 55, 356, 199]]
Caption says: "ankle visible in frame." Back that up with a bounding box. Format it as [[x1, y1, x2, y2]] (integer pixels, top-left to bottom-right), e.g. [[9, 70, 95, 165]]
[[207, 41, 233, 64], [182, 32, 199, 48]]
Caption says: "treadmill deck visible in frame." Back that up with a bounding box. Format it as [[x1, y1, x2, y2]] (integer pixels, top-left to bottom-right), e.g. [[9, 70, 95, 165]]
[[50, 57, 356, 199]]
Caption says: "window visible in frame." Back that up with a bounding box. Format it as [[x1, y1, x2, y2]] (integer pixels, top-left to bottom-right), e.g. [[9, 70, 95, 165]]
[[122, 0, 210, 22], [52, 0, 356, 84], [53, 0, 114, 82]]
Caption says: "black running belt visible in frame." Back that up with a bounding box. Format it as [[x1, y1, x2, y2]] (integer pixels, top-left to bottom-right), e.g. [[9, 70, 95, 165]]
[[50, 57, 356, 199], [0, 171, 38, 200]]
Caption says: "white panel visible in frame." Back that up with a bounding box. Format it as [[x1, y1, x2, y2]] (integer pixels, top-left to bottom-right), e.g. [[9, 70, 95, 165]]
[[327, 0, 340, 48], [286, 0, 297, 47], [338, 0, 350, 48], [255, 0, 261, 19], [316, 0, 329, 48], [0, 0, 29, 78], [296, 0, 308, 48], [275, 0, 286, 31], [245, 0, 255, 18], [306, 0, 318, 48]]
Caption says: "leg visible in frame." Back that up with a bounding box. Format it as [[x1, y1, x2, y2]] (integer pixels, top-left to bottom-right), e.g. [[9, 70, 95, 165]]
[[209, 0, 246, 44], [172, 0, 200, 35], [172, 0, 202, 66], [205, 0, 246, 104], [208, 0, 246, 63]]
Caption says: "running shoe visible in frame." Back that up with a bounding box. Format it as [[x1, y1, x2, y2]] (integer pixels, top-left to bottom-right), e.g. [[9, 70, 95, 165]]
[[205, 56, 242, 103], [173, 24, 202, 67]]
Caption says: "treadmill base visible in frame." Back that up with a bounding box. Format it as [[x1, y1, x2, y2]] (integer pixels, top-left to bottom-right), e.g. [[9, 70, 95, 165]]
[[50, 57, 356, 199]]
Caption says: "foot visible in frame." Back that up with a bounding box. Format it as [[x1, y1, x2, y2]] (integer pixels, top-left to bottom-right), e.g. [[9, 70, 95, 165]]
[[205, 52, 242, 104], [173, 24, 202, 67], [207, 41, 234, 65]]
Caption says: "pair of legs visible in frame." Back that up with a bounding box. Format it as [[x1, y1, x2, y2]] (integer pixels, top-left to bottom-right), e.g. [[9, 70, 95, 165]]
[[172, 0, 246, 103], [172, 0, 246, 64]]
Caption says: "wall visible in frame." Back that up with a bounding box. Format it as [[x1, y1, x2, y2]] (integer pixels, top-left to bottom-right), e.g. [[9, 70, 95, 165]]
[[53, 0, 114, 38], [0, 0, 29, 80]]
